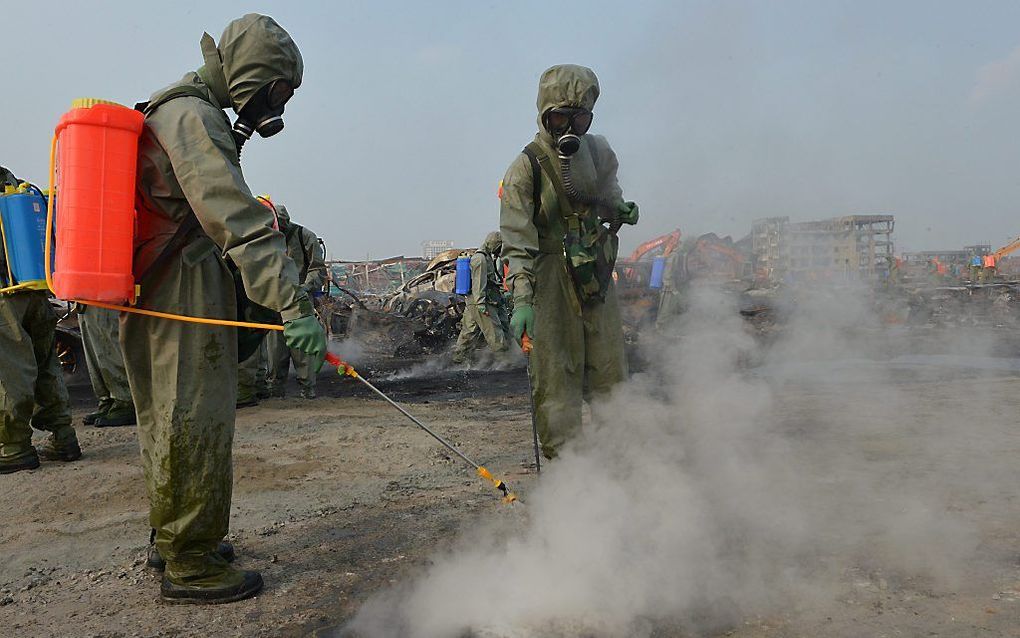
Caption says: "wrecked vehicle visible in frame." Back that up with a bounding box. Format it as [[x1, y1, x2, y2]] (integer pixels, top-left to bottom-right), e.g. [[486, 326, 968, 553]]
[[320, 249, 470, 356]]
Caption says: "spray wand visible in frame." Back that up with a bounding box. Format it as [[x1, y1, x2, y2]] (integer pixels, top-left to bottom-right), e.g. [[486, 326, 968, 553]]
[[324, 352, 518, 505]]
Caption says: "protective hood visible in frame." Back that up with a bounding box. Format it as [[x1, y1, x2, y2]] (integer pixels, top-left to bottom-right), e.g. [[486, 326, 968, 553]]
[[198, 13, 303, 114], [481, 231, 502, 255], [535, 64, 600, 139], [275, 203, 292, 230]]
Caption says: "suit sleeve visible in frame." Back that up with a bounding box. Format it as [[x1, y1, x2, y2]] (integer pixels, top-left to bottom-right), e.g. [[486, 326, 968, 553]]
[[153, 99, 312, 322], [301, 228, 327, 293], [499, 154, 539, 306], [589, 134, 624, 214]]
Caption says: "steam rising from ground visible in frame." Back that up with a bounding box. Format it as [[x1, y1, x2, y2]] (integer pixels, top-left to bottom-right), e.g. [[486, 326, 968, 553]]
[[345, 284, 1001, 637]]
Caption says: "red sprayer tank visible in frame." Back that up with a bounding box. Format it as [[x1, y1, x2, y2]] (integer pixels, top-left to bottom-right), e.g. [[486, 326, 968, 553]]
[[51, 98, 144, 303]]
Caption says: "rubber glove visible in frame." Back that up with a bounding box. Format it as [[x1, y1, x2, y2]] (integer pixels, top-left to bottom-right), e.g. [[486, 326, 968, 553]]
[[283, 315, 327, 372], [617, 201, 639, 225], [510, 304, 535, 346]]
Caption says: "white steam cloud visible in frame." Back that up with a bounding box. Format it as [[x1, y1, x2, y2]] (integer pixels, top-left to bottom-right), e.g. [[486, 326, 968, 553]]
[[341, 283, 997, 637]]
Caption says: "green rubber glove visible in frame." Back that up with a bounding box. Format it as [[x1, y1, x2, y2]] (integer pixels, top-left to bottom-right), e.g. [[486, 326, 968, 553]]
[[617, 201, 639, 225], [283, 315, 327, 372], [510, 304, 535, 346]]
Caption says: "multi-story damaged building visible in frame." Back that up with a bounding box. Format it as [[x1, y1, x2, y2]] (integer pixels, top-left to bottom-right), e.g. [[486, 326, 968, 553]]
[[421, 240, 455, 260], [752, 215, 895, 283]]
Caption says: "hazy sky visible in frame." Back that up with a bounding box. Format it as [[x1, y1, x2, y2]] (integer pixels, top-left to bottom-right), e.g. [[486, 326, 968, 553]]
[[6, 0, 1020, 258]]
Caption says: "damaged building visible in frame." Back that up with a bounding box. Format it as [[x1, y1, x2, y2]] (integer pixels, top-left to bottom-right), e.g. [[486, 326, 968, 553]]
[[752, 215, 895, 284]]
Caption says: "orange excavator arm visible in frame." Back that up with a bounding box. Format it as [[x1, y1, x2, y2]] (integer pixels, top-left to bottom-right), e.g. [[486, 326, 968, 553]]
[[627, 229, 682, 262], [993, 236, 1020, 261]]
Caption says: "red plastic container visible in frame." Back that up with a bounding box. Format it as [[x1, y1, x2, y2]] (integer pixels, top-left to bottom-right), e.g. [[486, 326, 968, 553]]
[[51, 99, 144, 303]]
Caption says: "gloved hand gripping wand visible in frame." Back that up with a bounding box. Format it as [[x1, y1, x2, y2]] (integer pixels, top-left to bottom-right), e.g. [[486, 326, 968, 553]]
[[324, 353, 519, 505]]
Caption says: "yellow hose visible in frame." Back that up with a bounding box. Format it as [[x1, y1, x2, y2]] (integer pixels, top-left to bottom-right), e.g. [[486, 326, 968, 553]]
[[45, 133, 284, 331]]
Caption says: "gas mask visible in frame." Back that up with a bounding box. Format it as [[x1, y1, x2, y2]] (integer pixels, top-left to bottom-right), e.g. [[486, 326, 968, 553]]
[[542, 106, 593, 157], [232, 79, 295, 153]]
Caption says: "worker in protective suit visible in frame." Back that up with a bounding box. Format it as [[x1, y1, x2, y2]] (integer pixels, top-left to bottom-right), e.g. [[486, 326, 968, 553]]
[[500, 65, 638, 459], [0, 165, 82, 473], [79, 305, 136, 426], [264, 203, 327, 399], [125, 14, 326, 604], [451, 231, 511, 364]]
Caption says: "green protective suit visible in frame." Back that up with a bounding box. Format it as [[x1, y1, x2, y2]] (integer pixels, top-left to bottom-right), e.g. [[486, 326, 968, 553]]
[[500, 65, 631, 458], [265, 204, 326, 397], [124, 14, 312, 588], [452, 231, 511, 363], [0, 289, 78, 462], [79, 305, 133, 412]]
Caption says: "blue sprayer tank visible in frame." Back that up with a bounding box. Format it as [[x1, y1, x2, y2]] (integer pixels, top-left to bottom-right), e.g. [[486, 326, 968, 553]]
[[455, 255, 471, 295], [0, 184, 49, 287], [649, 256, 666, 289]]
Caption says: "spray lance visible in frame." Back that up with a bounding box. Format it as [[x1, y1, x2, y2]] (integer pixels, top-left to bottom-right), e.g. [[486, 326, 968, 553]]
[[324, 352, 519, 505]]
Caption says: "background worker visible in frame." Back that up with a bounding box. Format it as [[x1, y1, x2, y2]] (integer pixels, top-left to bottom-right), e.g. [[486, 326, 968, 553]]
[[452, 230, 511, 364], [0, 165, 82, 473], [264, 203, 327, 399], [79, 305, 136, 426], [126, 14, 327, 604], [499, 65, 639, 459]]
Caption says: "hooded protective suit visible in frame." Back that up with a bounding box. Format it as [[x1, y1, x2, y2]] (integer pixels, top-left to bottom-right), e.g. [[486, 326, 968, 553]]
[[264, 204, 326, 398], [123, 14, 314, 592], [499, 65, 632, 458], [452, 231, 511, 363], [0, 167, 80, 471]]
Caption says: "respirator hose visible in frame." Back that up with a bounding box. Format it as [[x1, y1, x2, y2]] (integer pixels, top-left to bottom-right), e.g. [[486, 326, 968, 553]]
[[558, 155, 617, 213]]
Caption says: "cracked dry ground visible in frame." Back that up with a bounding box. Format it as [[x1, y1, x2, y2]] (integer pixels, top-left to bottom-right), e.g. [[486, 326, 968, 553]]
[[1, 360, 1018, 637]]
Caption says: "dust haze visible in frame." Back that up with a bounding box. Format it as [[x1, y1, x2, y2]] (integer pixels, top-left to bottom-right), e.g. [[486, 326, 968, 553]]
[[342, 284, 1007, 637]]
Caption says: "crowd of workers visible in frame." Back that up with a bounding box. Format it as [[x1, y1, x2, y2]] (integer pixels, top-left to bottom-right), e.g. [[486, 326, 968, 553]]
[[0, 14, 638, 605]]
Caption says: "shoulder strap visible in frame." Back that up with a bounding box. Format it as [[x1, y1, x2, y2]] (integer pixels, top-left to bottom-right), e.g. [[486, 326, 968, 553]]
[[135, 84, 213, 115], [523, 142, 574, 219]]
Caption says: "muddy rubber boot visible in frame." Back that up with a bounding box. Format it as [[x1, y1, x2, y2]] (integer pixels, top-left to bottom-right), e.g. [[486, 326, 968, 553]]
[[83, 402, 111, 425], [39, 438, 83, 463], [161, 564, 263, 605], [299, 387, 316, 400], [0, 449, 41, 474], [148, 539, 236, 571], [94, 404, 137, 427]]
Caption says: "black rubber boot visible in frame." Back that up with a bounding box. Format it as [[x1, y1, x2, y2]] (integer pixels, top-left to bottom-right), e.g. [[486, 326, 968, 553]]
[[147, 541, 236, 571], [160, 570, 263, 605], [82, 409, 105, 426], [39, 439, 83, 463], [94, 406, 137, 427], [0, 451, 41, 474]]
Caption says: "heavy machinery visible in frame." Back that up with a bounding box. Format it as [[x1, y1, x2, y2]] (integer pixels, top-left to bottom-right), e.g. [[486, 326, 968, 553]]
[[982, 235, 1020, 281]]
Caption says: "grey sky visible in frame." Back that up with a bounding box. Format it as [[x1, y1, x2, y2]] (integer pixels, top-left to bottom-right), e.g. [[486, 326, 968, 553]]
[[5, 0, 1020, 258]]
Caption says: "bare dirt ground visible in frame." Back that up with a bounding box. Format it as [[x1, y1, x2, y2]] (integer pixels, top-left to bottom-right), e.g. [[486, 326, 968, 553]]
[[2, 339, 1019, 637]]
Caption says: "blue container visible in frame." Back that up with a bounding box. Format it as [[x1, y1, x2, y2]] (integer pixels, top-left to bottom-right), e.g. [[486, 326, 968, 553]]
[[0, 186, 48, 285], [455, 255, 471, 295], [649, 256, 666, 289], [971, 256, 982, 267]]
